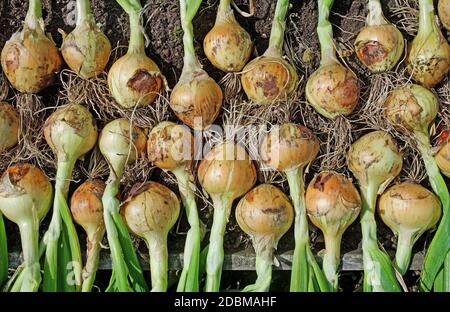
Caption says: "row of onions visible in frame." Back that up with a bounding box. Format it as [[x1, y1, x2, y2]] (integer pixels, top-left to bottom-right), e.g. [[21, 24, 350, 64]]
[[0, 0, 449, 293]]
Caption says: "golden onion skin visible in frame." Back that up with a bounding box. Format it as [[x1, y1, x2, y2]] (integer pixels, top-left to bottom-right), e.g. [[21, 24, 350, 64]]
[[439, 0, 450, 30], [241, 53, 298, 105], [305, 171, 361, 237], [61, 21, 112, 79], [354, 24, 404, 72], [0, 102, 20, 151], [70, 179, 105, 238], [436, 138, 450, 177], [306, 63, 360, 119], [1, 28, 62, 93], [198, 142, 256, 199], [170, 72, 223, 130], [406, 28, 450, 88], [236, 184, 293, 239], [121, 181, 180, 237], [348, 131, 403, 191], [0, 163, 52, 224], [43, 104, 98, 160], [203, 11, 253, 72], [260, 123, 320, 172], [108, 53, 163, 108], [378, 182, 441, 233], [384, 84, 438, 134], [147, 121, 194, 171]]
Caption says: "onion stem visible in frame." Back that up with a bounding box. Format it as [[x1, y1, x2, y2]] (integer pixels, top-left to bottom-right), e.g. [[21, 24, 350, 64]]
[[81, 228, 103, 292], [77, 0, 92, 24], [395, 231, 415, 275], [180, 0, 203, 74], [18, 221, 40, 291], [116, 0, 145, 54], [317, 0, 337, 66], [0, 214, 7, 287], [322, 233, 341, 291], [367, 0, 387, 26], [145, 232, 168, 291], [242, 236, 274, 292], [268, 0, 289, 54], [25, 0, 43, 28], [173, 168, 201, 292], [418, 0, 435, 37], [205, 194, 233, 292]]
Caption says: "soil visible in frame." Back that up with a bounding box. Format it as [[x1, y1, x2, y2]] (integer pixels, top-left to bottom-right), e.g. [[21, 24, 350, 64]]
[[1, 0, 449, 292]]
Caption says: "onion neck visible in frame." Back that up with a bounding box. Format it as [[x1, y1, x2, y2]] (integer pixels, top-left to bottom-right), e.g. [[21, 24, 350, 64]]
[[128, 11, 145, 54], [55, 158, 77, 199], [267, 0, 289, 55], [25, 0, 44, 31], [76, 0, 94, 25], [145, 231, 169, 292], [180, 0, 203, 75], [323, 233, 342, 291], [317, 0, 338, 66], [81, 226, 104, 292], [417, 0, 436, 38], [395, 230, 415, 276], [18, 220, 41, 291], [359, 182, 379, 250], [216, 0, 235, 24], [367, 0, 388, 26], [243, 235, 274, 292]]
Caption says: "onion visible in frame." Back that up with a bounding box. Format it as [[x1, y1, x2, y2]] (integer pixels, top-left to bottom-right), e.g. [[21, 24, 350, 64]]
[[70, 179, 105, 292], [260, 123, 329, 292], [170, 0, 223, 130], [384, 84, 450, 291], [348, 130, 403, 292], [61, 0, 111, 79], [198, 142, 256, 291], [122, 181, 180, 291], [42, 104, 98, 292], [0, 163, 52, 292], [235, 184, 294, 292], [439, 0, 450, 30], [305, 171, 361, 290], [203, 0, 253, 72], [378, 182, 441, 275], [241, 0, 298, 105], [98, 118, 149, 292], [0, 0, 62, 93], [0, 102, 19, 152], [406, 0, 450, 88], [306, 0, 360, 119], [147, 121, 201, 291], [436, 133, 450, 177], [354, 0, 404, 72], [108, 0, 163, 108]]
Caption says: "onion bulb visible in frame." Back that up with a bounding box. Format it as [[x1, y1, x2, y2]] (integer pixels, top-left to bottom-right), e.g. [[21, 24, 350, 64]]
[[0, 0, 62, 93], [436, 132, 450, 177], [170, 0, 223, 130], [198, 142, 256, 291], [0, 163, 52, 292], [406, 0, 450, 88], [306, 0, 360, 119], [241, 0, 298, 105], [122, 181, 180, 291], [236, 184, 294, 292], [203, 0, 253, 72], [70, 179, 106, 292], [378, 182, 441, 275], [439, 0, 450, 30], [108, 0, 163, 108], [61, 0, 111, 79], [348, 130, 403, 292], [260, 123, 328, 292], [99, 118, 149, 292], [354, 0, 404, 72], [147, 121, 201, 292], [305, 171, 361, 290], [42, 104, 97, 292], [0, 102, 19, 152]]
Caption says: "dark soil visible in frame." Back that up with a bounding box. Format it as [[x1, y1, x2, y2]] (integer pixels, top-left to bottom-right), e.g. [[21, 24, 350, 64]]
[[1, 0, 449, 292]]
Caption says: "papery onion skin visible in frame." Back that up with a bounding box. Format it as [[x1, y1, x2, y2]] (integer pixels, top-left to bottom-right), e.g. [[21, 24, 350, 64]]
[[236, 184, 293, 239], [439, 0, 450, 30], [108, 53, 163, 108], [305, 63, 360, 119], [260, 123, 320, 172], [0, 163, 52, 224], [203, 12, 253, 72], [147, 121, 194, 171], [354, 24, 404, 72], [43, 104, 98, 160], [305, 171, 361, 236], [198, 142, 256, 198], [0, 102, 20, 152], [384, 84, 438, 135], [241, 53, 298, 105], [1, 29, 62, 93], [170, 72, 223, 130], [70, 179, 106, 238], [436, 138, 450, 177], [61, 21, 112, 79]]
